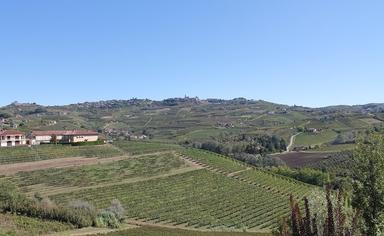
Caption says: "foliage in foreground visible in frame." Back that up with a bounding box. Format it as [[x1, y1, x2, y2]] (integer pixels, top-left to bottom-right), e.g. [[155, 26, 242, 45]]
[[275, 187, 360, 236], [352, 133, 384, 236], [270, 166, 330, 186], [0, 180, 125, 229]]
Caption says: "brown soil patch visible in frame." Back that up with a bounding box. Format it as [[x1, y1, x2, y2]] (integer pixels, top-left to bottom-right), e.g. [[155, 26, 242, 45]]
[[276, 152, 332, 168]]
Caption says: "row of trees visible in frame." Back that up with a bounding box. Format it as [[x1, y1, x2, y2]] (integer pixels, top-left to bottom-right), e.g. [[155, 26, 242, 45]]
[[190, 134, 287, 157], [271, 166, 330, 186]]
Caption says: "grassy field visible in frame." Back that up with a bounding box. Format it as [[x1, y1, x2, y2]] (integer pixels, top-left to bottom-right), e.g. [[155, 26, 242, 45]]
[[90, 226, 271, 236], [0, 144, 123, 164], [313, 143, 356, 152], [0, 213, 73, 236], [1, 141, 317, 233], [113, 141, 181, 155], [294, 130, 338, 147], [52, 169, 298, 230], [45, 148, 316, 231], [13, 152, 188, 189]]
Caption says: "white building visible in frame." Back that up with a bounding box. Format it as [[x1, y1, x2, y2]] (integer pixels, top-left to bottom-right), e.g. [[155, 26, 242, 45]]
[[0, 130, 27, 147], [31, 130, 99, 145]]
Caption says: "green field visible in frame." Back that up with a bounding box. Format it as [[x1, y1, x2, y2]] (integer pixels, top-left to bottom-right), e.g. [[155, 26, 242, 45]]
[[0, 143, 318, 232], [0, 144, 123, 164], [113, 141, 181, 155], [52, 169, 296, 230], [13, 153, 188, 189], [294, 130, 338, 147], [0, 213, 73, 236], [37, 148, 317, 231]]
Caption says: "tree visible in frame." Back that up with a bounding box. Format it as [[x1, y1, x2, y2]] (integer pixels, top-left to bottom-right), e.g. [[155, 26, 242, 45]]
[[353, 133, 384, 235], [50, 134, 58, 144]]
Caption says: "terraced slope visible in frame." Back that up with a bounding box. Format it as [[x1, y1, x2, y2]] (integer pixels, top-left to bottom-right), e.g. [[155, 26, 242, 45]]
[[52, 169, 293, 230], [48, 148, 316, 231]]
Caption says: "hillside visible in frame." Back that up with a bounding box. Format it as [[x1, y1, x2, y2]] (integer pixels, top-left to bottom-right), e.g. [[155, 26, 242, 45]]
[[1, 98, 383, 152], [1, 98, 382, 235], [0, 141, 318, 235]]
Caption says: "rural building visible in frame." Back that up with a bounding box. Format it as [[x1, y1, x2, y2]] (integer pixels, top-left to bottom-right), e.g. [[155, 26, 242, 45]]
[[0, 130, 27, 147], [31, 130, 99, 145]]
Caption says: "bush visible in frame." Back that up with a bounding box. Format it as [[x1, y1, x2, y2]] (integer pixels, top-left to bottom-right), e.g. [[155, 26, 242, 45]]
[[96, 199, 126, 228], [96, 210, 120, 228], [106, 199, 125, 222], [0, 180, 126, 229], [271, 166, 330, 186]]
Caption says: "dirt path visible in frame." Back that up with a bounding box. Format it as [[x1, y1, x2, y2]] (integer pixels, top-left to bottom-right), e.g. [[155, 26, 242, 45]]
[[143, 116, 153, 127], [0, 151, 173, 176], [227, 168, 251, 177], [286, 132, 302, 152], [46, 224, 137, 236]]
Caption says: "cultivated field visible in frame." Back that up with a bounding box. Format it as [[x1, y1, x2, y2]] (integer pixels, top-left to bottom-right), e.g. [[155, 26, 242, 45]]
[[0, 141, 323, 234], [0, 144, 123, 164], [0, 213, 73, 236], [275, 152, 332, 168]]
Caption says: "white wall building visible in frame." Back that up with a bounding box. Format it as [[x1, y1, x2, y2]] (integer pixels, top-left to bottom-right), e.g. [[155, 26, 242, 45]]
[[0, 130, 27, 147], [31, 130, 99, 145]]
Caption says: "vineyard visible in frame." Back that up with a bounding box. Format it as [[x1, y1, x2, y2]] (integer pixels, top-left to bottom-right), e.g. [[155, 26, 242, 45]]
[[44, 148, 317, 231], [52, 169, 296, 230], [113, 141, 181, 155], [181, 149, 315, 196], [0, 144, 123, 164], [13, 152, 188, 189], [304, 151, 355, 177], [0, 213, 73, 235], [0, 141, 319, 233]]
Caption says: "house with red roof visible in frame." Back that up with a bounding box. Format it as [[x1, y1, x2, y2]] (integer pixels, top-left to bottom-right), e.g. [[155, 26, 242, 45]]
[[31, 130, 99, 145], [0, 130, 27, 147]]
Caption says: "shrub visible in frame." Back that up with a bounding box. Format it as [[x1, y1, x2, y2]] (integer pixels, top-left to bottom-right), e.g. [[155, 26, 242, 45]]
[[106, 199, 125, 222], [96, 210, 120, 228]]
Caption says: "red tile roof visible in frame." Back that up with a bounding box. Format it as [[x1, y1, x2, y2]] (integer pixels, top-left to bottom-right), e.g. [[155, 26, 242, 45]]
[[0, 130, 25, 136], [32, 130, 99, 136]]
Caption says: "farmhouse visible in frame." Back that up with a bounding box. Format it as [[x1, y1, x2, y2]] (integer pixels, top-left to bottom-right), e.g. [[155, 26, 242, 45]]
[[31, 130, 99, 145], [0, 130, 27, 147]]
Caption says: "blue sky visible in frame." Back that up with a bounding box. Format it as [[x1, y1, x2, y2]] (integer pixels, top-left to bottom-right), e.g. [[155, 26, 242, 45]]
[[1, 0, 383, 107]]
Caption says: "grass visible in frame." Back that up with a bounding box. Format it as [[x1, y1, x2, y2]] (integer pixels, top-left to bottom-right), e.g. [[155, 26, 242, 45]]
[[294, 130, 338, 147], [0, 213, 73, 236], [182, 149, 246, 173], [178, 128, 236, 142], [52, 169, 295, 230], [313, 143, 356, 152], [49, 150, 316, 231], [0, 144, 123, 164], [89, 226, 271, 236], [113, 141, 180, 155], [13, 153, 188, 188]]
